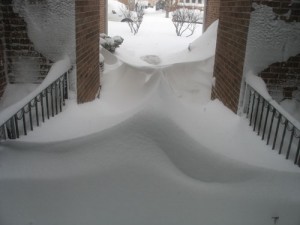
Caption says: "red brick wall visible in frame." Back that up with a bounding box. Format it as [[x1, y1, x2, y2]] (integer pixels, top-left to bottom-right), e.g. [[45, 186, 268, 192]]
[[0, 11, 6, 98], [252, 0, 300, 22], [212, 0, 252, 113], [259, 54, 300, 101], [1, 0, 52, 84], [203, 0, 220, 31], [76, 0, 100, 103], [100, 0, 107, 33]]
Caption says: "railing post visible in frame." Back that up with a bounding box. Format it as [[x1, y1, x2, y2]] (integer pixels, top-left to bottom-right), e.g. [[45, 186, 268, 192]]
[[0, 124, 7, 141], [295, 139, 300, 165], [64, 71, 69, 100]]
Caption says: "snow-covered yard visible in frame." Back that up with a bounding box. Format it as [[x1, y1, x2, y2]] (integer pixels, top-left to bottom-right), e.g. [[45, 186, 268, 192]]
[[1, 6, 300, 225]]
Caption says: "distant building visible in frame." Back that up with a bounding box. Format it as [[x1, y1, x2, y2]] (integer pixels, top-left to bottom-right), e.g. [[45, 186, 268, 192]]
[[178, 0, 204, 10]]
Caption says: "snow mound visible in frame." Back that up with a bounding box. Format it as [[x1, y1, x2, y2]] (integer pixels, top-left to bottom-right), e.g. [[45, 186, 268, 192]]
[[162, 20, 218, 64], [1, 84, 300, 224]]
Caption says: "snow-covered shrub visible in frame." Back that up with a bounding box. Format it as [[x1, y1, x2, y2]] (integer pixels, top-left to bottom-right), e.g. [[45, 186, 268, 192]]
[[100, 53, 104, 72], [172, 8, 202, 37], [108, 0, 126, 21], [120, 3, 144, 35], [100, 33, 124, 53]]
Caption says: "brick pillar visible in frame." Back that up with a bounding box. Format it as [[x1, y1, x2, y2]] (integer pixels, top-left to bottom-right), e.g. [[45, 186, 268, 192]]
[[100, 0, 107, 33], [76, 0, 100, 103], [212, 0, 252, 113], [203, 0, 220, 31]]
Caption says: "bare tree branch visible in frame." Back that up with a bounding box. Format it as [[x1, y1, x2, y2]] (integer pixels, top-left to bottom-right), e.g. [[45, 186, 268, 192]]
[[120, 3, 144, 35], [172, 6, 202, 37]]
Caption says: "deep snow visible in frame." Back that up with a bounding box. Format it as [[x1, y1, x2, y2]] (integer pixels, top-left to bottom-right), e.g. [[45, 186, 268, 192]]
[[0, 7, 300, 225]]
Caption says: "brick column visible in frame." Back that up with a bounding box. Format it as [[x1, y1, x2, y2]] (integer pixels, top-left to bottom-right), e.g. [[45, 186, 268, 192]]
[[211, 0, 252, 113], [76, 0, 100, 103], [203, 0, 220, 31]]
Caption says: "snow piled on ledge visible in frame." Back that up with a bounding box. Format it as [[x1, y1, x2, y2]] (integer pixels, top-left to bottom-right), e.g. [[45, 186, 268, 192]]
[[0, 57, 71, 125], [244, 3, 300, 75], [13, 0, 76, 63]]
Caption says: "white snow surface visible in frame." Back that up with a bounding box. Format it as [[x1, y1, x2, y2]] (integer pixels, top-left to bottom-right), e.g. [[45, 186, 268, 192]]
[[1, 11, 300, 225]]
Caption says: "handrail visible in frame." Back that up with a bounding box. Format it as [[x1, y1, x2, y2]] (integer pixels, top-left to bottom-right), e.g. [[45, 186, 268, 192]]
[[244, 84, 300, 167], [0, 68, 71, 141]]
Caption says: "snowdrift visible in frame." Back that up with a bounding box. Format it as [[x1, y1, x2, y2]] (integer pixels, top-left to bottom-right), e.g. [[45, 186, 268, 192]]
[[1, 85, 300, 224], [100, 20, 218, 108], [1, 19, 300, 225]]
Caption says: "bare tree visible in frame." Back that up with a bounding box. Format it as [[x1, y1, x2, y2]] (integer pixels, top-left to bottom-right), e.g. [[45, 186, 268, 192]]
[[172, 7, 202, 37], [165, 0, 171, 18], [121, 3, 144, 35]]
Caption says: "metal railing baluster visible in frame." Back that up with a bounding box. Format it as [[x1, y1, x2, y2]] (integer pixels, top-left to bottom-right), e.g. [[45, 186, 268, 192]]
[[267, 109, 275, 145], [253, 96, 260, 132], [262, 104, 270, 140], [0, 68, 72, 141], [272, 114, 281, 150], [245, 85, 300, 168], [22, 109, 27, 136], [286, 127, 294, 159], [41, 93, 45, 123], [279, 120, 287, 154], [257, 99, 265, 135]]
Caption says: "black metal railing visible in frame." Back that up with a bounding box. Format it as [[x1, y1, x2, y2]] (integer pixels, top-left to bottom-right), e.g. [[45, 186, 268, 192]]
[[245, 85, 300, 167], [0, 69, 71, 141]]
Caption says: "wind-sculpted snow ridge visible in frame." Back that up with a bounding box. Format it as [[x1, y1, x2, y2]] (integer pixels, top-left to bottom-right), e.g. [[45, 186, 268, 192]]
[[113, 20, 218, 68], [1, 100, 300, 225], [1, 25, 300, 223]]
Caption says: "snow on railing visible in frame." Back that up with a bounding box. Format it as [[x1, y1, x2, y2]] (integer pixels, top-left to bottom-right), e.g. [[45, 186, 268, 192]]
[[0, 58, 72, 141], [244, 74, 300, 167]]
